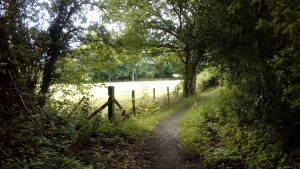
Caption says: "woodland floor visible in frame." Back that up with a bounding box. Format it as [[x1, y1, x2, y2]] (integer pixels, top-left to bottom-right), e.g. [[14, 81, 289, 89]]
[[107, 106, 204, 169]]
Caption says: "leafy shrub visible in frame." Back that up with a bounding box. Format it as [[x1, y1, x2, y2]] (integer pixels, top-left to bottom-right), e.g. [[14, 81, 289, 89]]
[[201, 76, 219, 91], [0, 104, 108, 169], [197, 67, 222, 91], [172, 81, 183, 96], [179, 87, 298, 169]]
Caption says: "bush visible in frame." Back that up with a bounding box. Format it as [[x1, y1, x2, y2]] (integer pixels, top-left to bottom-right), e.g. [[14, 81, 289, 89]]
[[0, 105, 108, 169], [201, 76, 219, 91], [197, 67, 222, 91], [179, 87, 298, 169]]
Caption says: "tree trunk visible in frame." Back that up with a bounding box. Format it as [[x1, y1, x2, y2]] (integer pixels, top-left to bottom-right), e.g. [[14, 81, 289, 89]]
[[131, 70, 135, 82], [37, 1, 84, 107], [38, 23, 63, 107], [182, 47, 202, 97], [183, 61, 200, 97], [38, 48, 60, 107]]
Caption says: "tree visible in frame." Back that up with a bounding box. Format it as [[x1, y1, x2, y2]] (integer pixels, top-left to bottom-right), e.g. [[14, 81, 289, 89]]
[[0, 0, 45, 117], [206, 0, 300, 154], [0, 0, 106, 108], [38, 0, 94, 106], [263, 0, 300, 119], [210, 0, 299, 121], [107, 0, 220, 96]]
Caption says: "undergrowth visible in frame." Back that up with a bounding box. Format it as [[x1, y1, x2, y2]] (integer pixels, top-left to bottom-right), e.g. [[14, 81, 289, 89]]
[[179, 87, 299, 169], [1, 91, 191, 169]]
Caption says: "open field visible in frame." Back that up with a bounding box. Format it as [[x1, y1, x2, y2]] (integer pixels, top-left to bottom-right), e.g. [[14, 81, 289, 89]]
[[52, 80, 182, 110]]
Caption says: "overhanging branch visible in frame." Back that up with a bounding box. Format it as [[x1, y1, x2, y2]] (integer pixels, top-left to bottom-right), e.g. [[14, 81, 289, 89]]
[[143, 49, 184, 56]]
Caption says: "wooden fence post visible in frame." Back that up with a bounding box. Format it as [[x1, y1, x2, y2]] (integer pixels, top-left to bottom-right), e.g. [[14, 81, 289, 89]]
[[132, 90, 136, 115], [108, 86, 115, 120], [153, 88, 156, 102], [167, 87, 170, 107]]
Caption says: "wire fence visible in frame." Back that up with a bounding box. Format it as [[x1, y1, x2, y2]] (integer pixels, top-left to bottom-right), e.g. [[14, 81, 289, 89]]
[[90, 85, 183, 118], [53, 80, 182, 118]]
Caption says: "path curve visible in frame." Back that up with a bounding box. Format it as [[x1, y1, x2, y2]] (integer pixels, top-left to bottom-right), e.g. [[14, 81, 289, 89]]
[[142, 107, 204, 169]]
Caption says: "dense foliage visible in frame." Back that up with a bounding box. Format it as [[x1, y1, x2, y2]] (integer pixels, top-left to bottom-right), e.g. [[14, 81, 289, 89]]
[[179, 0, 299, 167], [178, 1, 300, 167], [0, 0, 299, 168], [180, 86, 299, 168], [210, 0, 300, 157], [180, 69, 299, 168]]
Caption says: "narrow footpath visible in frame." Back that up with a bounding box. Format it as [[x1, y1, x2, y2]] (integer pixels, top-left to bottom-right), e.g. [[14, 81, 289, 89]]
[[142, 107, 204, 169]]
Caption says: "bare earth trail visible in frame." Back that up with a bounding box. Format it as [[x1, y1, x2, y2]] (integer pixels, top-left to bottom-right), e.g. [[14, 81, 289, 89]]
[[142, 107, 204, 169]]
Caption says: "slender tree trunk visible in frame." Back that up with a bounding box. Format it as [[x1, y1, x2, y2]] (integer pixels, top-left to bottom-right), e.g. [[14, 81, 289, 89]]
[[38, 49, 59, 107], [131, 70, 135, 82], [38, 24, 62, 107]]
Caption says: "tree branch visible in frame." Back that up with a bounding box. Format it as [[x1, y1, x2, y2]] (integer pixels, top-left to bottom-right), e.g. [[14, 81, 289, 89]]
[[146, 21, 180, 39], [62, 27, 82, 41], [143, 49, 184, 56], [8, 71, 31, 114], [170, 2, 183, 34], [176, 50, 186, 63]]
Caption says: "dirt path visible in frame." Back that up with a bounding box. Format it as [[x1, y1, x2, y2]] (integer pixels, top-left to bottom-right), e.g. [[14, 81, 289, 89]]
[[142, 107, 204, 169]]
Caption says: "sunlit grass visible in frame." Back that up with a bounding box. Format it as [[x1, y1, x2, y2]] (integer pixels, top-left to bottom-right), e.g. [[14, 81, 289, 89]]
[[52, 80, 181, 105]]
